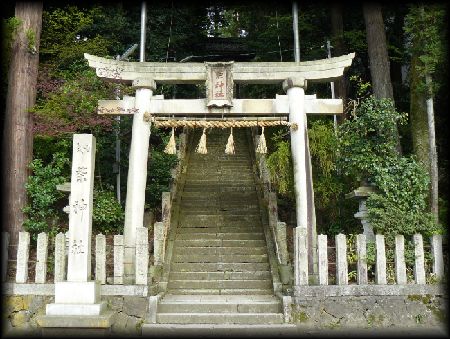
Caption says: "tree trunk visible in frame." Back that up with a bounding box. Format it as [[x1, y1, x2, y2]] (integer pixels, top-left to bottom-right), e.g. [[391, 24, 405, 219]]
[[426, 74, 439, 221], [330, 3, 347, 106], [2, 2, 43, 244], [363, 2, 401, 154], [410, 52, 430, 171], [409, 24, 439, 221], [363, 2, 394, 100]]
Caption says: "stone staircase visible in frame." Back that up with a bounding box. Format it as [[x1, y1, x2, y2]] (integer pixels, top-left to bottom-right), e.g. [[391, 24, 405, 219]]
[[155, 128, 283, 325]]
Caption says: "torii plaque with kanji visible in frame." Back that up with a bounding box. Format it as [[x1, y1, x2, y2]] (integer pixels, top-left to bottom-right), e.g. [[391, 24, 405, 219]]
[[206, 62, 233, 107]]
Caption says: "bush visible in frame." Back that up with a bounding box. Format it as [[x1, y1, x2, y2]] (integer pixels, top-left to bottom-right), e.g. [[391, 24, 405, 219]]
[[23, 152, 69, 239], [337, 95, 443, 240], [266, 130, 294, 199], [93, 188, 124, 234]]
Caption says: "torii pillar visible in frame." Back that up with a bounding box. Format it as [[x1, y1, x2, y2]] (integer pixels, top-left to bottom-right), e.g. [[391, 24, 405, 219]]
[[123, 78, 155, 282], [283, 77, 317, 282]]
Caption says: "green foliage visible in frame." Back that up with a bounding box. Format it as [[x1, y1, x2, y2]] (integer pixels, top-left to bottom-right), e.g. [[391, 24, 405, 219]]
[[404, 4, 446, 93], [308, 119, 345, 208], [266, 131, 294, 199], [25, 28, 37, 53], [32, 68, 116, 135], [2, 17, 22, 94], [337, 95, 442, 240], [40, 5, 111, 75], [93, 188, 124, 234], [145, 128, 178, 211], [33, 136, 72, 164], [23, 152, 70, 239], [338, 95, 406, 182]]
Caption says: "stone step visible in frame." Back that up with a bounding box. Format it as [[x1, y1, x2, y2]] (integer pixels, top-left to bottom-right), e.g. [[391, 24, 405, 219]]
[[174, 239, 266, 247], [176, 233, 265, 240], [181, 210, 260, 216], [179, 204, 259, 210], [187, 162, 250, 168], [180, 199, 258, 203], [186, 169, 252, 175], [186, 167, 253, 171], [176, 227, 263, 234], [158, 301, 281, 314], [168, 279, 272, 290], [141, 324, 303, 337], [178, 191, 258, 201], [172, 254, 268, 263], [169, 271, 272, 281], [184, 181, 254, 186], [180, 216, 261, 222], [165, 289, 274, 296], [156, 313, 283, 324], [173, 246, 267, 255], [183, 186, 256, 192], [180, 210, 260, 216], [188, 156, 250, 160], [170, 262, 270, 272], [161, 294, 279, 302], [186, 170, 252, 175], [180, 222, 262, 229], [180, 198, 258, 204]]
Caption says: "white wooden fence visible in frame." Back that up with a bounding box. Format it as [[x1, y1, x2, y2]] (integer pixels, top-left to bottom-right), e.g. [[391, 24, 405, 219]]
[[2, 229, 149, 285], [3, 230, 445, 288], [295, 232, 445, 286]]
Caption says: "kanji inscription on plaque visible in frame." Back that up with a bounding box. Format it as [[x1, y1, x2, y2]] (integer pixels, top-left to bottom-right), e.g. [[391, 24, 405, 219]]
[[206, 62, 233, 107]]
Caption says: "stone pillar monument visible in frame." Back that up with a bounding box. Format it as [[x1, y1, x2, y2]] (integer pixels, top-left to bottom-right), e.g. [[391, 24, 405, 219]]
[[39, 135, 113, 331], [123, 78, 155, 283]]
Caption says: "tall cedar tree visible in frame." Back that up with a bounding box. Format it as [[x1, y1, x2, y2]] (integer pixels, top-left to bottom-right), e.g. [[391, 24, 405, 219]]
[[363, 2, 402, 153], [330, 3, 347, 108], [2, 2, 43, 244]]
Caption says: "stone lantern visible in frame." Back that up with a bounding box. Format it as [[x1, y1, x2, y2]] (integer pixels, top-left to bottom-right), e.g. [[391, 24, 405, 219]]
[[346, 183, 376, 242]]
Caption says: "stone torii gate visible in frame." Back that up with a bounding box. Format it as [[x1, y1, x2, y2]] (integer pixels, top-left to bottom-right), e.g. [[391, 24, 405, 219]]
[[84, 52, 355, 284]]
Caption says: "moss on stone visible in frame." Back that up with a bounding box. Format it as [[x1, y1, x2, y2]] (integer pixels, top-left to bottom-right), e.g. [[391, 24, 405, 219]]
[[324, 320, 340, 329], [6, 296, 25, 313], [135, 319, 144, 331], [292, 310, 309, 323], [10, 311, 29, 327], [407, 294, 433, 304], [427, 305, 447, 323], [366, 313, 384, 327]]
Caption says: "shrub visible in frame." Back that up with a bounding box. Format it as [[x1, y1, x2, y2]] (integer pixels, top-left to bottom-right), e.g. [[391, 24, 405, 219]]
[[337, 95, 443, 241], [93, 188, 124, 234], [23, 152, 69, 239]]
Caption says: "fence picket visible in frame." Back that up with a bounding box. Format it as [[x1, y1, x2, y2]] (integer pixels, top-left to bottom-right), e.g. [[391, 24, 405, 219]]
[[16, 232, 30, 283], [114, 235, 124, 284], [35, 232, 48, 283], [335, 234, 348, 285], [317, 234, 328, 285], [95, 234, 106, 284], [413, 234, 426, 284], [375, 234, 387, 285], [356, 234, 368, 285], [431, 235, 444, 280]]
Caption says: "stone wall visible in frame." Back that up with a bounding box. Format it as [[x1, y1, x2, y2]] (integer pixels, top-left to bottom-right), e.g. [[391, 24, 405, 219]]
[[3, 293, 447, 335], [2, 294, 149, 336], [290, 295, 447, 330]]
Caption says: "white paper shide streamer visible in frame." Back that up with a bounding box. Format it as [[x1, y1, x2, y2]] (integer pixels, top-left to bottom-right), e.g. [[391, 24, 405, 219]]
[[256, 126, 267, 154], [196, 128, 208, 154], [225, 127, 235, 154], [164, 127, 177, 154]]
